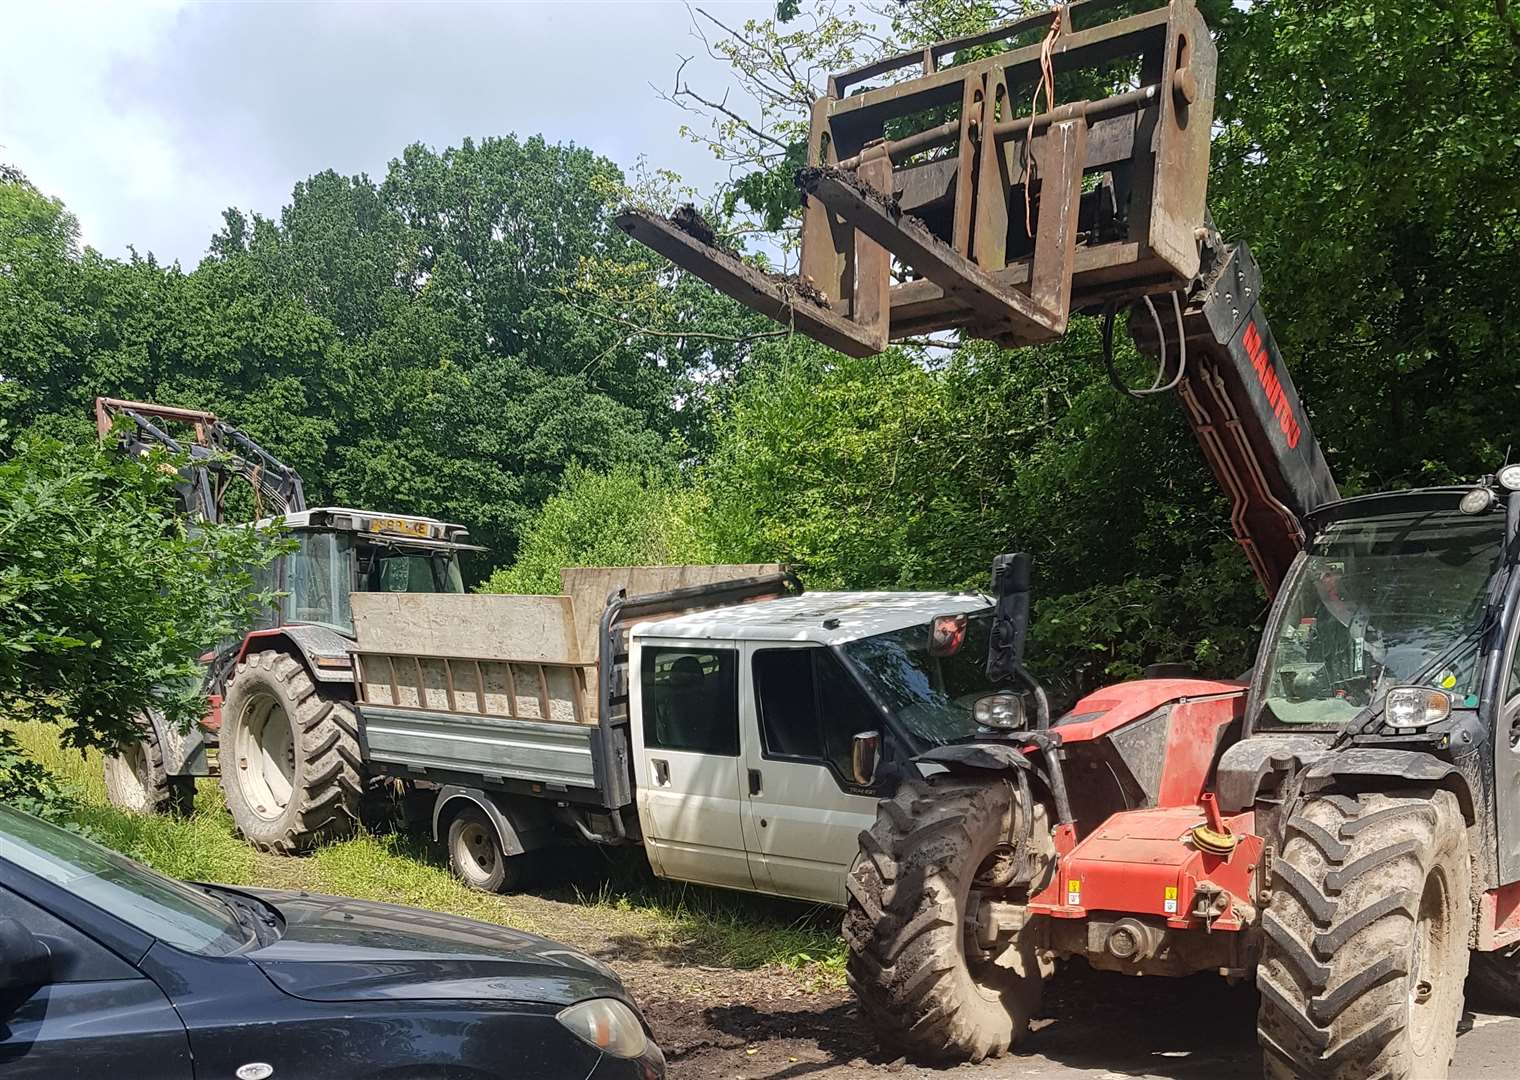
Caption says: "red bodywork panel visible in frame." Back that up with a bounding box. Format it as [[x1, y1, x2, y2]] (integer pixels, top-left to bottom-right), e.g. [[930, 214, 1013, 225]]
[[1027, 678, 1259, 933], [1478, 883, 1520, 951], [1030, 806, 1263, 932]]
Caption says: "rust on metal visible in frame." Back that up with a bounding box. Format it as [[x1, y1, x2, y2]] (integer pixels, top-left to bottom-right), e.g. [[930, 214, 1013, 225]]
[[621, 0, 1218, 356]]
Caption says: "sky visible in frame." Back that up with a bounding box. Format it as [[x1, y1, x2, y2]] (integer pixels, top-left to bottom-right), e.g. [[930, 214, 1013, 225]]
[[1, 0, 776, 268]]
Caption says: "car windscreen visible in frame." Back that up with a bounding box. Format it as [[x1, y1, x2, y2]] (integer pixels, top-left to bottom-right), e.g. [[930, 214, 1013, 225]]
[[840, 611, 995, 747], [0, 805, 247, 955]]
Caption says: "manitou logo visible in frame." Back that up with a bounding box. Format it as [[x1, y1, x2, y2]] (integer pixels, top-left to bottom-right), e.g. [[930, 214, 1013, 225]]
[[1243, 320, 1302, 449]]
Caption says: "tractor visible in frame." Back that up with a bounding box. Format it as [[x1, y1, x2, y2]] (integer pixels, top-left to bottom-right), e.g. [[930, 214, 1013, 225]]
[[95, 398, 481, 854], [617, 0, 1520, 1074]]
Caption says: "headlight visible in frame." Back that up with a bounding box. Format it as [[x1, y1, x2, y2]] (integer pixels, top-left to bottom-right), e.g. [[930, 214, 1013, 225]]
[[1499, 463, 1520, 492], [1385, 687, 1451, 729], [556, 998, 649, 1059], [974, 691, 1025, 729], [1459, 487, 1495, 514]]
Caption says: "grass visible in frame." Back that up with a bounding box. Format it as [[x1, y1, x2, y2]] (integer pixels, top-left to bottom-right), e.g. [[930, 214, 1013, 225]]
[[3, 720, 847, 984]]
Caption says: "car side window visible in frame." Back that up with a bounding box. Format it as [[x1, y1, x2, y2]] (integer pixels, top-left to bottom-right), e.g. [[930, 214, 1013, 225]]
[[753, 647, 881, 787], [641, 646, 740, 756], [0, 886, 136, 983]]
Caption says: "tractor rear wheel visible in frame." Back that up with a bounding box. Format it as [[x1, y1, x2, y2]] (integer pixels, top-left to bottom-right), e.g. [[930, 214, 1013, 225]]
[[103, 730, 195, 816], [843, 772, 1050, 1063], [1257, 788, 1470, 1080], [219, 650, 363, 854]]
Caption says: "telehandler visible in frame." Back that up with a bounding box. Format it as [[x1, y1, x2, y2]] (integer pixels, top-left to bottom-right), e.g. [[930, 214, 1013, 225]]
[[617, 1, 1520, 1074]]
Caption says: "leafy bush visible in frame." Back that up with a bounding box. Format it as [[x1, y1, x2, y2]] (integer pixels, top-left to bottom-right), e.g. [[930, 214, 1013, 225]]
[[482, 462, 712, 594], [0, 434, 281, 755]]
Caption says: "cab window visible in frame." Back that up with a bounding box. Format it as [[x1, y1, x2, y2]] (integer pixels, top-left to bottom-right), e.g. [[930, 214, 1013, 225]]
[[752, 647, 880, 786], [641, 647, 739, 756]]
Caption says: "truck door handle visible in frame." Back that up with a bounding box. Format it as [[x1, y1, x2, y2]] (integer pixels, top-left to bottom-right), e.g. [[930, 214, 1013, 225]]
[[652, 759, 670, 786], [748, 769, 762, 796]]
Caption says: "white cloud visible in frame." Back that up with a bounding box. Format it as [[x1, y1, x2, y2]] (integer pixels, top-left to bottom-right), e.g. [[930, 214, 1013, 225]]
[[2, 0, 774, 266]]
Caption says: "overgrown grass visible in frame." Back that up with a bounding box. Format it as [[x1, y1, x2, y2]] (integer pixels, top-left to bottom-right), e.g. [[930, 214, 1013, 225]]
[[3, 720, 847, 984]]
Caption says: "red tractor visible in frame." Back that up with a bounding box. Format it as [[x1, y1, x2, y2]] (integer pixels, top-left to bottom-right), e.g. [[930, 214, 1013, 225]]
[[619, 0, 1520, 1073]]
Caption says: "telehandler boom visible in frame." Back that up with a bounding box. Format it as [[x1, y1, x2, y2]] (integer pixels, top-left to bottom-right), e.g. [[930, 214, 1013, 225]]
[[620, 2, 1520, 1076]]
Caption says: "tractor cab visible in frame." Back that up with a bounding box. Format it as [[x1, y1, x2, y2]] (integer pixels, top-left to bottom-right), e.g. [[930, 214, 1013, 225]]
[[252, 507, 478, 638]]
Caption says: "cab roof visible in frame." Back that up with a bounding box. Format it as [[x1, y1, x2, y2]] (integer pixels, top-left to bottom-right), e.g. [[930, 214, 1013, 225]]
[[633, 591, 989, 647], [256, 506, 476, 546]]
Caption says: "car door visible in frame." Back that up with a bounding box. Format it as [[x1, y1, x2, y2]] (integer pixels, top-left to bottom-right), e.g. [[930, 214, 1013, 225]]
[[630, 639, 756, 891], [740, 642, 885, 904], [0, 885, 193, 1078]]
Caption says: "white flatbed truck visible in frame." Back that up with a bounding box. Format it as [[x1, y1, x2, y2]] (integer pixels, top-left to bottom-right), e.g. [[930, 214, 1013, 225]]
[[348, 568, 999, 905]]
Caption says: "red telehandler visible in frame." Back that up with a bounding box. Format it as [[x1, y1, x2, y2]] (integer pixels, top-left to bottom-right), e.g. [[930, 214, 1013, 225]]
[[618, 1, 1520, 1075]]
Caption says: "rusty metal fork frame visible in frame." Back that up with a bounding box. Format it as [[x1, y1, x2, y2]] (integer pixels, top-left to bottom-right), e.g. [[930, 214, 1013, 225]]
[[616, 0, 1215, 357]]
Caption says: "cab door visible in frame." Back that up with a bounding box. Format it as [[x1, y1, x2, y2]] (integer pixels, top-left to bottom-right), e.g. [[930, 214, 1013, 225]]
[[629, 640, 755, 891], [739, 642, 885, 904]]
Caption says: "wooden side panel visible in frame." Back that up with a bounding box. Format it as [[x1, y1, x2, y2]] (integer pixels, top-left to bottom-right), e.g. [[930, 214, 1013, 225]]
[[350, 593, 581, 664], [559, 564, 781, 661]]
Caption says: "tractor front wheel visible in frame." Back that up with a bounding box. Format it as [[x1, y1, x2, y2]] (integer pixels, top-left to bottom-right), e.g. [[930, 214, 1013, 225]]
[[218, 650, 363, 854], [843, 771, 1051, 1063], [1257, 787, 1470, 1080]]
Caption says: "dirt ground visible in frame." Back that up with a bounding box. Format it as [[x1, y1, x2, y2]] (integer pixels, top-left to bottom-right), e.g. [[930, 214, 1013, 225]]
[[616, 956, 1520, 1080]]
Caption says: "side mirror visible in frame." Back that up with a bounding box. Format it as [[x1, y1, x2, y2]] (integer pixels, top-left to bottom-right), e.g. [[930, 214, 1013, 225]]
[[851, 731, 881, 787], [0, 918, 51, 993], [986, 552, 1031, 680]]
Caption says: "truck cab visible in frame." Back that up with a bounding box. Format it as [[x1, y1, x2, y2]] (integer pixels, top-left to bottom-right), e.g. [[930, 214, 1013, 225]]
[[628, 592, 995, 905]]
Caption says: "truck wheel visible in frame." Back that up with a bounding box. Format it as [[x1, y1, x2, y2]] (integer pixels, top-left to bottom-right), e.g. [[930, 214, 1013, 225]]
[[843, 772, 1046, 1063], [219, 650, 362, 854], [1257, 789, 1470, 1080], [103, 734, 195, 816], [446, 806, 535, 893], [1468, 943, 1520, 1009]]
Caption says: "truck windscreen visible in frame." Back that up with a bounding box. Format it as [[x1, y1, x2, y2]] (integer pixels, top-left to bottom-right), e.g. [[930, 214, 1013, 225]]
[[840, 612, 996, 747]]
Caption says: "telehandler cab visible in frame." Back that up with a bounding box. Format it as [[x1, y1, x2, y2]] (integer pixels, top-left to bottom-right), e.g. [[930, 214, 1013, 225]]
[[618, 1, 1520, 1075]]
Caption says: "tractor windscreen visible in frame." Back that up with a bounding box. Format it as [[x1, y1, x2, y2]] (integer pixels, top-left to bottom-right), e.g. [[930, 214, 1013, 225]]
[[1258, 507, 1504, 729], [840, 612, 997, 747]]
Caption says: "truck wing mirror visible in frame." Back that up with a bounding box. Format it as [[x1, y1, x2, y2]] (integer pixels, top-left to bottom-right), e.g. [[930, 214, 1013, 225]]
[[851, 731, 881, 787], [0, 917, 51, 994], [986, 552, 1031, 681]]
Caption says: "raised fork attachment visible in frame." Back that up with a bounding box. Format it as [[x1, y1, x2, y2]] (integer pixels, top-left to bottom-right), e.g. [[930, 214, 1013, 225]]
[[617, 0, 1216, 355]]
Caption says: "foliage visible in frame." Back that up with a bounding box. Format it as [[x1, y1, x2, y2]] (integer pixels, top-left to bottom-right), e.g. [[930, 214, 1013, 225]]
[[483, 462, 712, 595], [0, 435, 281, 753], [0, 728, 73, 820]]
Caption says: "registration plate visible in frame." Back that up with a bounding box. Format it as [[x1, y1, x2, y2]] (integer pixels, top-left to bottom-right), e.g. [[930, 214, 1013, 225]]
[[367, 517, 431, 538]]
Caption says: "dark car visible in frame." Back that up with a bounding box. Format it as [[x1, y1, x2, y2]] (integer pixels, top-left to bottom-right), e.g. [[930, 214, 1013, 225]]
[[0, 805, 665, 1078]]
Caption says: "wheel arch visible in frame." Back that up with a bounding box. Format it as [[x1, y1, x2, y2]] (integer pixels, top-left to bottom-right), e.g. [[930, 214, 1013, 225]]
[[430, 786, 551, 855], [1303, 749, 1476, 825], [231, 627, 355, 690]]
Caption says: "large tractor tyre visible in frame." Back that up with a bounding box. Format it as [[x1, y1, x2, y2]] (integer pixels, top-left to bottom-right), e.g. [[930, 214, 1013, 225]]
[[844, 771, 1047, 1063], [1466, 943, 1520, 1010], [218, 650, 363, 854], [103, 733, 195, 816], [1257, 788, 1471, 1080], [445, 805, 538, 894]]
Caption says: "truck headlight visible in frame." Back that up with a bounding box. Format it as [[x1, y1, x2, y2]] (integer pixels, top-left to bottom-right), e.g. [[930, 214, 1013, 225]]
[[1384, 687, 1451, 729], [974, 691, 1025, 729], [556, 998, 649, 1059]]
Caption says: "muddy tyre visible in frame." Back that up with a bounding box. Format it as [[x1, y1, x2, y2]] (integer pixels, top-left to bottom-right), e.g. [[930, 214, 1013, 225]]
[[219, 650, 362, 854], [844, 772, 1047, 1063], [1257, 788, 1471, 1080], [446, 805, 536, 893], [103, 731, 195, 816]]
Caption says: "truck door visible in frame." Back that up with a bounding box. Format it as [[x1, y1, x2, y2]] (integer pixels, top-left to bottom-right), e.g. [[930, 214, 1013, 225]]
[[740, 642, 884, 904], [629, 641, 755, 891]]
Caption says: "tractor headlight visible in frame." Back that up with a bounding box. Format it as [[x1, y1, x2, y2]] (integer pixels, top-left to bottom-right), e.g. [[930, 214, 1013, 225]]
[[1384, 687, 1451, 730], [1459, 487, 1495, 514], [974, 691, 1025, 729], [556, 998, 648, 1059], [1499, 463, 1520, 492]]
